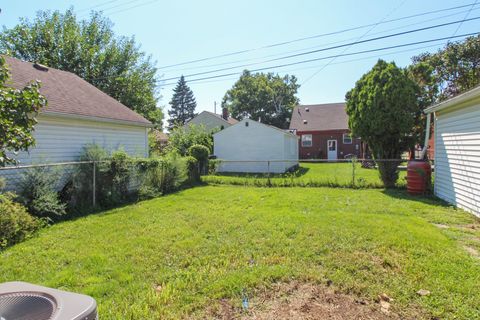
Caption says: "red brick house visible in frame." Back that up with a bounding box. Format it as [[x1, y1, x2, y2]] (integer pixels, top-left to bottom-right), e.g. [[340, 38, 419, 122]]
[[289, 103, 362, 160]]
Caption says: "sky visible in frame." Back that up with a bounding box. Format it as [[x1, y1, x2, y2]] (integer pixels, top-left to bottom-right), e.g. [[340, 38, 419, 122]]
[[1, 0, 479, 127]]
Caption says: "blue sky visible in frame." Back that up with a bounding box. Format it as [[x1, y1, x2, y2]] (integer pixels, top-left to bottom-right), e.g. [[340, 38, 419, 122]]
[[1, 0, 479, 124]]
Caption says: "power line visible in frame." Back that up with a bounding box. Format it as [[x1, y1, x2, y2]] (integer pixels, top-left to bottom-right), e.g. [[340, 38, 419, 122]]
[[159, 32, 478, 86], [161, 17, 480, 82], [78, 0, 158, 18], [77, 0, 123, 13], [157, 2, 480, 69], [99, 0, 160, 16], [301, 0, 406, 86], [452, 0, 478, 36], [162, 42, 451, 87], [162, 6, 480, 74]]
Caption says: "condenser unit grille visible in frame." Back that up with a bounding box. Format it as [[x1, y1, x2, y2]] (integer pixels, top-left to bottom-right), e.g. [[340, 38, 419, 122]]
[[0, 292, 57, 320]]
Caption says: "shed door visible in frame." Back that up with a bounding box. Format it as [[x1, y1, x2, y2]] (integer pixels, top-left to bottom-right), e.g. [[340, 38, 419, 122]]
[[327, 140, 337, 160], [434, 104, 480, 217]]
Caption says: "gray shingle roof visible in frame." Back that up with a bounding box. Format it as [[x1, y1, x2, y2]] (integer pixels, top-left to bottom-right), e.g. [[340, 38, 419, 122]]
[[289, 103, 348, 131], [203, 111, 238, 125], [4, 56, 151, 126]]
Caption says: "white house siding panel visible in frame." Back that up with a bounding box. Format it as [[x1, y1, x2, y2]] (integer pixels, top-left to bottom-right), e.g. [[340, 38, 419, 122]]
[[187, 112, 230, 132], [1, 115, 148, 191], [13, 115, 148, 163], [434, 104, 480, 217], [214, 120, 298, 173]]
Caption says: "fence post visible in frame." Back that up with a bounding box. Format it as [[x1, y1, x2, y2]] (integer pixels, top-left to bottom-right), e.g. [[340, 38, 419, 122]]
[[92, 161, 96, 207], [267, 161, 271, 187]]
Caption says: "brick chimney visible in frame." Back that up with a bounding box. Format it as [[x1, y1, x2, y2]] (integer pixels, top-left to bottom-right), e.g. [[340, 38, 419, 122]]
[[222, 107, 229, 121]]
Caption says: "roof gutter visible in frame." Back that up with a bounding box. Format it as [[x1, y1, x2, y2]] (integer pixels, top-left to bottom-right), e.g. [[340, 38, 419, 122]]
[[40, 111, 154, 128], [425, 85, 480, 114]]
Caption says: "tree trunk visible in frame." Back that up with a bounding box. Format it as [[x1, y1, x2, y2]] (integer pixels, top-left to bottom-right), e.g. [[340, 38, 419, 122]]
[[377, 160, 401, 188]]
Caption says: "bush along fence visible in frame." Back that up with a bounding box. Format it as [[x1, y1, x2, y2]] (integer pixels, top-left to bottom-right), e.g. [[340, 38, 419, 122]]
[[0, 145, 205, 250], [202, 158, 422, 189]]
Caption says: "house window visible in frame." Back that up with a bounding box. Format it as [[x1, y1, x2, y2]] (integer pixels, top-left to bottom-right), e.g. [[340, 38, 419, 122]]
[[301, 134, 312, 147], [343, 133, 352, 144]]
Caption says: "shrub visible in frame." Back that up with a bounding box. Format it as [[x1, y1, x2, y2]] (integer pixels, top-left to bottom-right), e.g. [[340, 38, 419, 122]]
[[161, 152, 187, 193], [19, 166, 66, 221], [167, 124, 214, 156], [106, 150, 135, 204], [65, 144, 108, 211], [188, 144, 209, 175], [208, 159, 220, 174], [137, 185, 161, 201], [0, 193, 42, 248], [67, 145, 136, 210], [185, 156, 199, 182], [137, 153, 187, 196]]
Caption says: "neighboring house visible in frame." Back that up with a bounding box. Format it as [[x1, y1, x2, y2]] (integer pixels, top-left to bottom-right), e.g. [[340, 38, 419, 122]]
[[186, 108, 238, 132], [289, 103, 362, 160], [3, 56, 151, 174], [213, 119, 299, 173], [150, 130, 169, 151], [425, 86, 480, 217]]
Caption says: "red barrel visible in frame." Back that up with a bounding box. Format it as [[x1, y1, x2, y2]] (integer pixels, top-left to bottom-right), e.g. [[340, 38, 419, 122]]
[[407, 160, 432, 195]]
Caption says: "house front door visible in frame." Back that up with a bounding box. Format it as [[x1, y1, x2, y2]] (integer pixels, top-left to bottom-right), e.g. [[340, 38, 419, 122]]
[[327, 140, 337, 160]]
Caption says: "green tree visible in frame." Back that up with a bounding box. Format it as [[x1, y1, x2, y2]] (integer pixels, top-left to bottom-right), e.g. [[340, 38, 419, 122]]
[[167, 124, 214, 156], [168, 76, 197, 130], [411, 35, 480, 102], [345, 60, 419, 188], [0, 56, 46, 166], [0, 9, 163, 128], [222, 70, 300, 129]]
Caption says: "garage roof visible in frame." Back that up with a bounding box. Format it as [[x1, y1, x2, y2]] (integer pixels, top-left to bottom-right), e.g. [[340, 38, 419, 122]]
[[4, 56, 152, 127]]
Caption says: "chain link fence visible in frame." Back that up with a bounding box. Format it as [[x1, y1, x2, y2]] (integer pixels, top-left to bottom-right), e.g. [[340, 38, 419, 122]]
[[204, 158, 426, 188], [0, 159, 178, 209]]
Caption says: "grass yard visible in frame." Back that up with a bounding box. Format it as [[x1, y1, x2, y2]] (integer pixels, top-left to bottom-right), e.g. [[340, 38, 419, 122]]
[[1, 186, 479, 319], [203, 162, 408, 188]]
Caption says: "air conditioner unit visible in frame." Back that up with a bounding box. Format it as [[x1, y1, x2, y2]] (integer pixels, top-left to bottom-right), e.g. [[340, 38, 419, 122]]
[[0, 282, 97, 320]]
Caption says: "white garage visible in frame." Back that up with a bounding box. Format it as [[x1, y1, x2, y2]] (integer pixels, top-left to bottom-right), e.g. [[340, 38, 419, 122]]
[[213, 119, 299, 173], [426, 86, 480, 217]]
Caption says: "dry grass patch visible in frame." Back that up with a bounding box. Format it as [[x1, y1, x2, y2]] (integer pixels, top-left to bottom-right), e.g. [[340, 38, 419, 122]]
[[207, 281, 424, 320]]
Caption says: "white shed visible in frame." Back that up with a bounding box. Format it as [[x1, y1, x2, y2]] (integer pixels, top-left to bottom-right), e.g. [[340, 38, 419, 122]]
[[213, 119, 299, 173], [425, 86, 480, 217]]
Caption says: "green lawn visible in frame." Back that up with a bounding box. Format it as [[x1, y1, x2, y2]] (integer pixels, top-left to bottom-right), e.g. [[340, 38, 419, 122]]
[[203, 162, 407, 188], [1, 186, 479, 319]]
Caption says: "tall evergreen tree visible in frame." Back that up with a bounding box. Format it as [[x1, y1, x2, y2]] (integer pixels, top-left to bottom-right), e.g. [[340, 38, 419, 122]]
[[168, 76, 197, 129]]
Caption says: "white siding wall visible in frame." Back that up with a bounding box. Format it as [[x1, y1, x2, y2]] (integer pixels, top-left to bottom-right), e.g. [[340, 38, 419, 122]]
[[1, 115, 148, 191], [187, 112, 231, 132], [214, 119, 298, 173], [434, 104, 480, 217], [11, 115, 148, 164]]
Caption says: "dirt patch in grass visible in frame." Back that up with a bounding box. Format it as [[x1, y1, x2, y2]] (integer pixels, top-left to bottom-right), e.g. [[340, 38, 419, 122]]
[[207, 282, 409, 319], [464, 246, 479, 258]]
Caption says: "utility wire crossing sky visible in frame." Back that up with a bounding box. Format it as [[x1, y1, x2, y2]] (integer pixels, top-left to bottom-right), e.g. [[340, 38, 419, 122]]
[[1, 0, 479, 118]]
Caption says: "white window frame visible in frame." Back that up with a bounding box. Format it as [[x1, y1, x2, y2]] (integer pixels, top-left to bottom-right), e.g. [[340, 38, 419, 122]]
[[343, 133, 353, 144], [301, 134, 312, 147]]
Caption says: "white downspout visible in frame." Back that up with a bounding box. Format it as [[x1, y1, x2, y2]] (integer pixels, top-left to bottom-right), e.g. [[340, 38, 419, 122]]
[[420, 112, 432, 160]]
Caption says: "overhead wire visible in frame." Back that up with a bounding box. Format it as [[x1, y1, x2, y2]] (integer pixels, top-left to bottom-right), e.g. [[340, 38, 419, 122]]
[[157, 2, 480, 69], [452, 0, 478, 36], [158, 32, 478, 86], [161, 6, 480, 74], [160, 17, 480, 82], [166, 42, 451, 87], [76, 0, 123, 13], [301, 0, 407, 86]]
